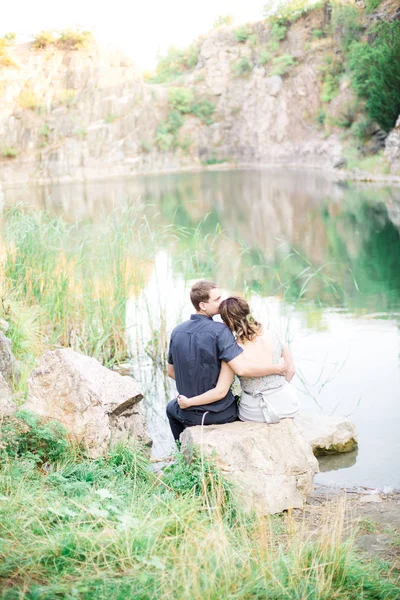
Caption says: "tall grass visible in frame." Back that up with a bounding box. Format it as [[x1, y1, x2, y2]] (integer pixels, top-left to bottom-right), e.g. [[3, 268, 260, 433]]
[[1, 205, 173, 371], [0, 414, 398, 599]]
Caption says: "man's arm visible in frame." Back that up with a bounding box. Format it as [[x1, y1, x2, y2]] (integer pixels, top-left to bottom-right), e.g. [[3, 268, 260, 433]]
[[178, 362, 234, 409], [228, 354, 287, 378], [217, 324, 287, 378], [167, 363, 175, 380]]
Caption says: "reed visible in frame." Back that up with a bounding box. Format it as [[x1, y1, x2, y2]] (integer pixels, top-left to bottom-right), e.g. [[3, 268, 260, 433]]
[[1, 205, 172, 374]]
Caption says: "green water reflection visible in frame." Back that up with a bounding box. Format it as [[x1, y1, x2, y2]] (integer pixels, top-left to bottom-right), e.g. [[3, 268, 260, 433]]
[[139, 172, 400, 317]]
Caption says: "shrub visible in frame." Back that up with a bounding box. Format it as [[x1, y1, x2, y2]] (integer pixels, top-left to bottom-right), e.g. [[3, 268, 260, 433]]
[[2, 146, 17, 158], [179, 135, 193, 153], [264, 0, 320, 22], [248, 34, 258, 47], [2, 32, 15, 44], [365, 0, 382, 12], [336, 101, 358, 128], [270, 21, 287, 42], [347, 21, 400, 132], [105, 113, 116, 124], [186, 44, 200, 69], [156, 111, 183, 151], [0, 411, 69, 465], [141, 140, 153, 153], [39, 123, 50, 138], [259, 49, 271, 65], [168, 87, 194, 113], [312, 28, 324, 39], [213, 15, 234, 28], [202, 154, 227, 165], [331, 4, 362, 51], [319, 56, 343, 103], [316, 109, 326, 126], [56, 28, 92, 50], [148, 44, 200, 84], [269, 39, 280, 52], [232, 57, 252, 77], [351, 118, 372, 143], [18, 87, 40, 110], [190, 100, 215, 124], [234, 26, 251, 43], [321, 74, 340, 103], [0, 34, 16, 67], [59, 88, 76, 106], [270, 54, 295, 76], [32, 31, 57, 49]]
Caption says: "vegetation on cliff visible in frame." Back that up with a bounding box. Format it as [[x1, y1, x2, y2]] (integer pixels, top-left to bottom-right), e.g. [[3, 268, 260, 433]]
[[141, 0, 399, 172]]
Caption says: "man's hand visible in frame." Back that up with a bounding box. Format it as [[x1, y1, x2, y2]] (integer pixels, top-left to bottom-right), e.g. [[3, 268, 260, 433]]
[[177, 394, 191, 409], [275, 357, 288, 376]]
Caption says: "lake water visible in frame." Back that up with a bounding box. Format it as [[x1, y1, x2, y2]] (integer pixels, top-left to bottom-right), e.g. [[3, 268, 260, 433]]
[[4, 168, 400, 489]]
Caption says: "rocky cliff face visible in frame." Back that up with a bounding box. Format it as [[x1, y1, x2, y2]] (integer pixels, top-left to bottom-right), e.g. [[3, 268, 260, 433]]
[[0, 4, 398, 184]]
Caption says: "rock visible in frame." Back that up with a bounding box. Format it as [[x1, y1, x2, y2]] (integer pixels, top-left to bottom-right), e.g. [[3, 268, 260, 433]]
[[294, 414, 358, 456], [180, 420, 319, 515], [23, 348, 151, 458], [0, 319, 9, 333], [333, 158, 347, 169], [385, 115, 400, 173], [0, 331, 18, 386], [0, 373, 16, 415], [359, 494, 382, 503]]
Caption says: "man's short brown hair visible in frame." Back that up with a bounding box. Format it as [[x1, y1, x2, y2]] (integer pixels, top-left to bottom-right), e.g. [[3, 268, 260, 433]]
[[190, 280, 218, 311]]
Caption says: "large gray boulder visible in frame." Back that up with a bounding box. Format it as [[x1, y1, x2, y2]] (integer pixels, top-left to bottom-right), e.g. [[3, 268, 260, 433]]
[[0, 331, 18, 386], [23, 349, 151, 457], [294, 414, 358, 456], [180, 420, 319, 515], [0, 373, 16, 416]]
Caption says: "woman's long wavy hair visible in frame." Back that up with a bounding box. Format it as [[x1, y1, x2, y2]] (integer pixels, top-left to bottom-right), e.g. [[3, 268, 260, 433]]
[[219, 296, 262, 343]]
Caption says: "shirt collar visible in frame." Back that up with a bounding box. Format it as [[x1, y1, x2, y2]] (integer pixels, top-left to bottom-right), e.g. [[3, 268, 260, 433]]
[[190, 313, 213, 321]]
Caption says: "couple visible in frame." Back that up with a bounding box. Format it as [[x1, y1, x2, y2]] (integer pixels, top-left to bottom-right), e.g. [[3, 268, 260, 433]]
[[166, 280, 299, 441]]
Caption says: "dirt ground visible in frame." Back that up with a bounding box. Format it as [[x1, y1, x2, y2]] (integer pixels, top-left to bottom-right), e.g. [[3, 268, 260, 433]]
[[294, 485, 400, 573]]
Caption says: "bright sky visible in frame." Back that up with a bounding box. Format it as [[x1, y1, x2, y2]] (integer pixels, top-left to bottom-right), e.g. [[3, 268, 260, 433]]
[[2, 0, 268, 69]]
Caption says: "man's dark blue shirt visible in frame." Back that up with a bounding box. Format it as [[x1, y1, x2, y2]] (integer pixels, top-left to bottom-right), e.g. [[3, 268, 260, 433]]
[[168, 313, 243, 412]]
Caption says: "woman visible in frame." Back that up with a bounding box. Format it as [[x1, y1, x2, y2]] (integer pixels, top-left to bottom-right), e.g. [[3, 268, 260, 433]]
[[177, 296, 299, 423]]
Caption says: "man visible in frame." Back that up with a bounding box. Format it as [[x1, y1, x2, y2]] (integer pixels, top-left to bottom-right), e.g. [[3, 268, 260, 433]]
[[166, 280, 287, 441]]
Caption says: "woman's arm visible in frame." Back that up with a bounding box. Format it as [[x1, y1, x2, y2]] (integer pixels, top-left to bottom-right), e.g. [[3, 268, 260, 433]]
[[282, 344, 296, 382], [177, 361, 234, 409]]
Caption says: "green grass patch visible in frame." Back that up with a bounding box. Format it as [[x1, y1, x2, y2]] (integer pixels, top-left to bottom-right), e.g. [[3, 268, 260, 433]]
[[232, 57, 252, 77], [270, 54, 295, 76], [0, 418, 398, 599], [234, 26, 251, 43], [270, 20, 287, 42], [319, 56, 344, 103], [145, 44, 200, 84], [1, 146, 17, 158], [259, 49, 271, 65], [365, 0, 382, 12]]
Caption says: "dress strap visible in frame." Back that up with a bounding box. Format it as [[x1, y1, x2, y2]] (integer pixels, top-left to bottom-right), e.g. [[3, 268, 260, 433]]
[[253, 389, 281, 424]]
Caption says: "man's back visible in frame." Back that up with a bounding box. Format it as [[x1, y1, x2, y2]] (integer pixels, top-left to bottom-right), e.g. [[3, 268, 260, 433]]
[[168, 313, 242, 412]]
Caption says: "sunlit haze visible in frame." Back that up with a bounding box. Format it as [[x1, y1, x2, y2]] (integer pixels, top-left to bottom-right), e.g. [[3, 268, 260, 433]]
[[2, 0, 268, 69]]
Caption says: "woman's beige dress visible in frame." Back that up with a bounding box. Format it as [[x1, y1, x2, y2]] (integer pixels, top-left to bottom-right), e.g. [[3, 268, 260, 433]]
[[238, 330, 300, 423]]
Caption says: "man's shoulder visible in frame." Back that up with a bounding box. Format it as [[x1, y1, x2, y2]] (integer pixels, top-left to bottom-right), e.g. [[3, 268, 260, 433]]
[[170, 320, 191, 336], [170, 318, 231, 336]]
